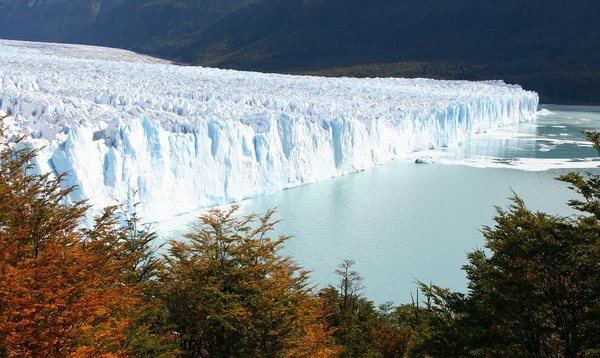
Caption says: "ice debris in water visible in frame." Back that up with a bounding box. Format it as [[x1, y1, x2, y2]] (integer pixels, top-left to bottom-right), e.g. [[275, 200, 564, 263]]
[[537, 108, 556, 116], [0, 40, 539, 222]]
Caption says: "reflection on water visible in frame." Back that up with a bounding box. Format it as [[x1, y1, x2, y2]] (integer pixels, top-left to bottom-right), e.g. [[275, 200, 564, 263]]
[[157, 106, 600, 304]]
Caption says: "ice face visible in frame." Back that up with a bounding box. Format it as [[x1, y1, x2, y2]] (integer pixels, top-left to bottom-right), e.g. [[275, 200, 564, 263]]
[[0, 40, 539, 222]]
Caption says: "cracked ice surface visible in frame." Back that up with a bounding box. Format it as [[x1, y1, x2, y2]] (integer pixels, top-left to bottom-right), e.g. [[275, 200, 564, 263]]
[[0, 40, 538, 222]]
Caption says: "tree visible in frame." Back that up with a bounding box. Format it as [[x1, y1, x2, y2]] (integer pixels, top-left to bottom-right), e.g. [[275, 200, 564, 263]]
[[116, 203, 180, 358], [400, 284, 468, 358], [320, 260, 412, 358], [417, 197, 600, 358], [416, 130, 600, 358], [0, 115, 173, 357], [371, 302, 412, 358], [335, 260, 364, 318], [157, 205, 338, 357], [458, 195, 599, 357]]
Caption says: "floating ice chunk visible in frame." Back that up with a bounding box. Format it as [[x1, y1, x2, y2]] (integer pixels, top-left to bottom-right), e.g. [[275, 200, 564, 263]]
[[537, 108, 556, 116], [538, 144, 556, 152]]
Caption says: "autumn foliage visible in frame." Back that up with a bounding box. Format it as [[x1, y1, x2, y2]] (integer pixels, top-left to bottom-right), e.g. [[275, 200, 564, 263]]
[[0, 115, 337, 357], [157, 206, 339, 357], [0, 116, 168, 357]]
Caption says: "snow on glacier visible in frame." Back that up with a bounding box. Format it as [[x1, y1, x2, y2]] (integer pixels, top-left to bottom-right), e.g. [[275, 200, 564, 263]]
[[0, 40, 539, 222]]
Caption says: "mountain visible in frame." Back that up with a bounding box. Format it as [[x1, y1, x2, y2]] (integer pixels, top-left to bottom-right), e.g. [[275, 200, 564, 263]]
[[183, 0, 600, 68], [69, 0, 260, 57], [0, 0, 125, 42], [176, 0, 600, 104], [0, 0, 259, 58], [0, 0, 598, 103]]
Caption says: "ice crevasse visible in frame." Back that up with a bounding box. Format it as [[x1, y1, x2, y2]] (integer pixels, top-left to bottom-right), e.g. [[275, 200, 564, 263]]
[[0, 40, 539, 222]]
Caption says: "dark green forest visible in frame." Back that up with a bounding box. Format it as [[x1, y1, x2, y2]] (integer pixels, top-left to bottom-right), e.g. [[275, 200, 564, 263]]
[[0, 0, 599, 104]]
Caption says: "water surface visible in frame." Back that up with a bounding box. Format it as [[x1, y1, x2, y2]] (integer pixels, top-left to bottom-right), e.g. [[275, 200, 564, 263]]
[[158, 105, 600, 304]]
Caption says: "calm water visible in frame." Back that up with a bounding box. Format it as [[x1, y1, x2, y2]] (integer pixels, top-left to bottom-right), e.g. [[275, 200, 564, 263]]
[[158, 105, 600, 305]]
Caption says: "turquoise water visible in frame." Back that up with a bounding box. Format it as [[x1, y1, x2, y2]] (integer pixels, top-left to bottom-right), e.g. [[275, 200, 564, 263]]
[[159, 105, 600, 305]]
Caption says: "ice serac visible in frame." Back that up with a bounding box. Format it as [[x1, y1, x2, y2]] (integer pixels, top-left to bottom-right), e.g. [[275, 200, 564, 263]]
[[0, 40, 539, 222]]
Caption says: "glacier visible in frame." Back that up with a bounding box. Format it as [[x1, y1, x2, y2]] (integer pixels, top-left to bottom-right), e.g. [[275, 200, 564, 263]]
[[0, 40, 539, 223]]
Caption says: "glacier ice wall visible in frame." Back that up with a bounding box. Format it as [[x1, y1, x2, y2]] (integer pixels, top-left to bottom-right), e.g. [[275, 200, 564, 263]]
[[0, 40, 539, 222]]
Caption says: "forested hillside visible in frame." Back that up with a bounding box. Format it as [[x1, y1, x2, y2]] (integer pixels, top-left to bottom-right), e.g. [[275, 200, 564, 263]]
[[70, 0, 260, 55], [0, 0, 599, 103], [178, 0, 600, 104], [0, 0, 258, 54], [0, 0, 125, 42]]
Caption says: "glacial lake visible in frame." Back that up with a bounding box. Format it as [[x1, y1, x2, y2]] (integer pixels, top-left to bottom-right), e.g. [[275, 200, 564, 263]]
[[157, 105, 600, 305]]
